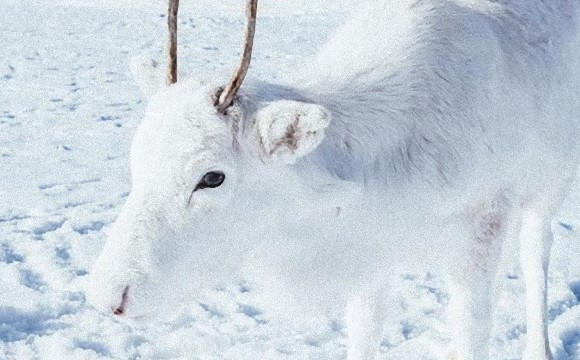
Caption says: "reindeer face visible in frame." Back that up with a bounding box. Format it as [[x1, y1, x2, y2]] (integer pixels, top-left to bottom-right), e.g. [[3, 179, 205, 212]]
[[87, 0, 334, 321], [87, 75, 331, 321], [87, 80, 242, 318]]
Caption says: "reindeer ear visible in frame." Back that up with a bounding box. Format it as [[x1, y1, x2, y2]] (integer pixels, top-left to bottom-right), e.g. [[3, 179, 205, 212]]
[[256, 100, 331, 164], [129, 55, 165, 98]]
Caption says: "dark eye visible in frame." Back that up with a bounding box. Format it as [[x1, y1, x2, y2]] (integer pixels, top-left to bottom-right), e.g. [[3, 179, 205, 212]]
[[195, 171, 225, 191]]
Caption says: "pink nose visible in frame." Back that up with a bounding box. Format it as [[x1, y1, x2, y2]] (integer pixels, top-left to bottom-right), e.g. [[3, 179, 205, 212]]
[[112, 286, 130, 315]]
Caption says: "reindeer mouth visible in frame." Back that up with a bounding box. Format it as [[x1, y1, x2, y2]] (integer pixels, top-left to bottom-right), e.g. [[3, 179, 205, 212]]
[[112, 286, 130, 315]]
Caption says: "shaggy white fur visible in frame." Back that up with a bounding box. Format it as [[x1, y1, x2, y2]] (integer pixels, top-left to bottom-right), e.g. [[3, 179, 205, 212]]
[[88, 1, 580, 359]]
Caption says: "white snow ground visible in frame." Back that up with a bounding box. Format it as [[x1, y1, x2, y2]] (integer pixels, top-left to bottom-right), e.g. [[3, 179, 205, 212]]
[[1, 1, 580, 359]]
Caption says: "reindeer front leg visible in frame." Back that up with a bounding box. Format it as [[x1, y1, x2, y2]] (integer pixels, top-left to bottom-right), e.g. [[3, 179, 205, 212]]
[[519, 208, 554, 360], [446, 267, 498, 360], [446, 195, 509, 360], [346, 287, 386, 360]]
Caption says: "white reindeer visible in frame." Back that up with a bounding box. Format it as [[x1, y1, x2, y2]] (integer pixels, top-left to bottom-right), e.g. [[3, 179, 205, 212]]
[[88, 0, 580, 359]]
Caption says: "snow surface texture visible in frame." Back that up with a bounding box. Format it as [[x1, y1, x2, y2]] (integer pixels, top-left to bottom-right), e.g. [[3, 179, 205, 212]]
[[1, 1, 580, 359]]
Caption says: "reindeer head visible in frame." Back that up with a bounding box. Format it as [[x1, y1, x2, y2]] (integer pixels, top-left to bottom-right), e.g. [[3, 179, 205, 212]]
[[87, 0, 331, 320]]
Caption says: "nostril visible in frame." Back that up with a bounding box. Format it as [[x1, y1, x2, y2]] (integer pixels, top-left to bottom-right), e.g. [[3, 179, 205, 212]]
[[112, 286, 129, 315]]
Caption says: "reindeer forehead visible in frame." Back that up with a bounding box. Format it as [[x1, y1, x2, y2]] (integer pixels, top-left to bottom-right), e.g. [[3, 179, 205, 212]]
[[182, 114, 232, 152], [162, 110, 232, 156], [132, 105, 232, 173], [148, 83, 230, 139]]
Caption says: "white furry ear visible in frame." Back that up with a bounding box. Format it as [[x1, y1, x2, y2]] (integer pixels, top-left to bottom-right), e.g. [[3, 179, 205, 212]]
[[256, 100, 331, 164], [129, 55, 165, 98]]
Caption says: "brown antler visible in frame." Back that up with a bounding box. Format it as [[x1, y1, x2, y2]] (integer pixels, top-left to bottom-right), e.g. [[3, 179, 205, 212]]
[[215, 0, 258, 114], [167, 0, 179, 85]]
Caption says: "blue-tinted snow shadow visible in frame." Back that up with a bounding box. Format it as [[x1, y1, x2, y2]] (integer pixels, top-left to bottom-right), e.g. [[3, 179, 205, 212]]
[[73, 338, 111, 357], [555, 330, 580, 360], [0, 306, 71, 342]]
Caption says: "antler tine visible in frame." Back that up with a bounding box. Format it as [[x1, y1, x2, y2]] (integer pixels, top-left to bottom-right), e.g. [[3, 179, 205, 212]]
[[167, 0, 179, 85], [216, 0, 258, 114]]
